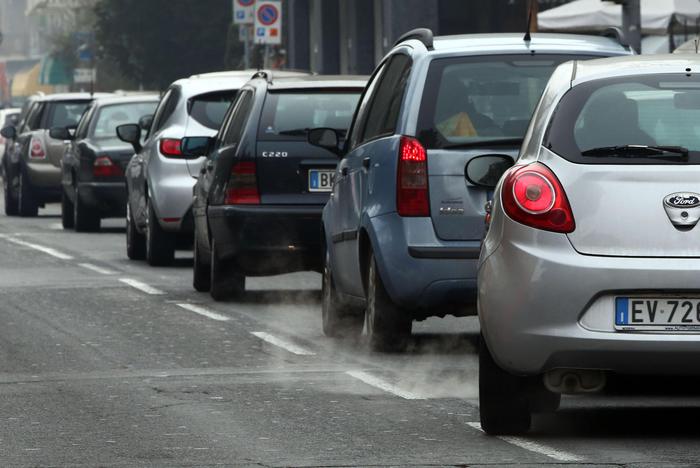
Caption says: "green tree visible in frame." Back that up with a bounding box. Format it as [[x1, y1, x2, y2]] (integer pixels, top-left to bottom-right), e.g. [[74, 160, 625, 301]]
[[94, 0, 232, 90]]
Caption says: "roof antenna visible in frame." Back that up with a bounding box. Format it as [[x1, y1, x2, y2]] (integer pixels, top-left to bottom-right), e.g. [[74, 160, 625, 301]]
[[524, 0, 534, 42]]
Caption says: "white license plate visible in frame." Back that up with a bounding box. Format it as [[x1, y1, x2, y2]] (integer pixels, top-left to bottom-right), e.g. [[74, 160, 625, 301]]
[[308, 169, 335, 192], [615, 297, 700, 331]]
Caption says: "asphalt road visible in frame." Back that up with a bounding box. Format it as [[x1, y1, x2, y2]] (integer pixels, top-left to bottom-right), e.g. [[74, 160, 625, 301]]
[[2, 201, 700, 467]]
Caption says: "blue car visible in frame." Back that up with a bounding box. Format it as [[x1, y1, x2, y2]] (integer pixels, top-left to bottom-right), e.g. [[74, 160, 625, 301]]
[[308, 29, 633, 351]]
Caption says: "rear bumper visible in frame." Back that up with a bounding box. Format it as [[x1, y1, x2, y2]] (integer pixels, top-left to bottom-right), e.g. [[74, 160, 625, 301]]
[[367, 212, 479, 316], [26, 161, 60, 189], [479, 218, 700, 376], [208, 204, 323, 275], [77, 182, 126, 217]]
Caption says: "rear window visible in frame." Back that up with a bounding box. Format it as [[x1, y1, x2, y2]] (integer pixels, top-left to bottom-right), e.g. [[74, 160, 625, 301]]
[[46, 101, 90, 129], [416, 54, 598, 149], [545, 74, 700, 164], [92, 101, 158, 139], [258, 91, 360, 140], [3, 112, 18, 127], [188, 91, 238, 130]]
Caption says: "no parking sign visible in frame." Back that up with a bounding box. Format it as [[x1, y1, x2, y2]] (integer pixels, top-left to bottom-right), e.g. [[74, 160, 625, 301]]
[[254, 0, 282, 45], [233, 0, 255, 24]]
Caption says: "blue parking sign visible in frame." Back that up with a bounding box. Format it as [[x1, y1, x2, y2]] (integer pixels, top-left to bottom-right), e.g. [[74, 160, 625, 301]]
[[257, 27, 266, 36]]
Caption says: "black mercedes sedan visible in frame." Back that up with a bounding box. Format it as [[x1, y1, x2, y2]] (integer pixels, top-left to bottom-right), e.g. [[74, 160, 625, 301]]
[[181, 73, 366, 301], [53, 95, 159, 231]]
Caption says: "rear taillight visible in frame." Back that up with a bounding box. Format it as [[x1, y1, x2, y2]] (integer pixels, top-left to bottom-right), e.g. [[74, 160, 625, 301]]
[[29, 138, 45, 159], [93, 155, 123, 177], [397, 136, 429, 217], [225, 161, 260, 205], [502, 163, 575, 233], [159, 138, 182, 157]]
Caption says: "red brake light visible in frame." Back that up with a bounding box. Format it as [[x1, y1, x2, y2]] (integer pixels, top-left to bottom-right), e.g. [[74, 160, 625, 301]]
[[159, 138, 182, 157], [29, 138, 45, 159], [225, 161, 260, 205], [502, 163, 575, 233], [93, 155, 123, 177], [397, 136, 429, 217]]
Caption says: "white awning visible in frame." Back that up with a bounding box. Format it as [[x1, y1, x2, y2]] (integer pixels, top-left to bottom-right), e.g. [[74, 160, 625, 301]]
[[538, 0, 700, 35]]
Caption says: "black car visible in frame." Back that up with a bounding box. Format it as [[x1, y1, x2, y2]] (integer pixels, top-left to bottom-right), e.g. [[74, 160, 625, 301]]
[[1, 93, 112, 217], [182, 73, 366, 300], [54, 95, 159, 231]]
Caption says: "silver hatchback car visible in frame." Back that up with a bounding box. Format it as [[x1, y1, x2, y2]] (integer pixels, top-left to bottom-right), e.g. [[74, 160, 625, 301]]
[[475, 54, 700, 434], [120, 70, 306, 266]]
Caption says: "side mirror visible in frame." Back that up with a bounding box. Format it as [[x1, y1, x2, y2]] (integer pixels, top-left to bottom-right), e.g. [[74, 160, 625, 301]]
[[49, 126, 73, 141], [116, 123, 142, 153], [308, 128, 341, 156], [138, 114, 153, 131], [181, 136, 214, 159], [1, 125, 16, 139], [465, 154, 514, 189]]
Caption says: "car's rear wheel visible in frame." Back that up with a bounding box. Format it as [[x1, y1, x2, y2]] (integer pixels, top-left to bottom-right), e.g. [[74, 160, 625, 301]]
[[193, 232, 210, 292], [145, 197, 175, 266], [126, 203, 146, 260], [74, 188, 101, 232], [3, 169, 18, 216], [365, 253, 412, 352], [61, 188, 75, 229], [18, 170, 38, 217], [209, 239, 244, 301], [322, 247, 363, 339], [479, 335, 532, 435]]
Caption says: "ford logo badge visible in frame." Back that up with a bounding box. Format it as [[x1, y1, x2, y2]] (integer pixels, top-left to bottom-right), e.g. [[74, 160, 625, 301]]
[[664, 192, 700, 209]]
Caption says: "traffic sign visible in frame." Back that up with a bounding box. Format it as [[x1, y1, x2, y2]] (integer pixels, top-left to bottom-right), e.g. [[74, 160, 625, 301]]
[[73, 68, 96, 84], [253, 0, 282, 45], [233, 0, 255, 24]]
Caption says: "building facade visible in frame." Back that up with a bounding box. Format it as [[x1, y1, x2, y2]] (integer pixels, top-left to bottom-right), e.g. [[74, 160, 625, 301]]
[[283, 0, 572, 75]]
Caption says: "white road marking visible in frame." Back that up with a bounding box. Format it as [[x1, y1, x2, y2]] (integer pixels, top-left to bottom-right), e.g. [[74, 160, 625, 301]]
[[49, 223, 63, 230], [466, 422, 583, 462], [346, 370, 424, 400], [176, 303, 230, 322], [78, 263, 115, 275], [0, 235, 73, 260], [118, 278, 165, 295], [250, 332, 315, 356]]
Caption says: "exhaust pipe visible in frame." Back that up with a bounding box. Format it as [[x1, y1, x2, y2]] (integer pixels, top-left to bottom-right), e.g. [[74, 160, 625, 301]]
[[544, 369, 606, 394]]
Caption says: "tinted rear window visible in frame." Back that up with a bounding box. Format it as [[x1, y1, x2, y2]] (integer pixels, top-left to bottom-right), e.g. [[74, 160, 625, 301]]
[[258, 91, 360, 140], [46, 101, 90, 129], [417, 55, 598, 149], [545, 74, 700, 164], [188, 91, 238, 130]]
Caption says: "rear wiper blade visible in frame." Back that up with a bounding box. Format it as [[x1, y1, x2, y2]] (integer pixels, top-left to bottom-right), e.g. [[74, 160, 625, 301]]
[[441, 138, 524, 150], [276, 128, 309, 136], [581, 144, 689, 159]]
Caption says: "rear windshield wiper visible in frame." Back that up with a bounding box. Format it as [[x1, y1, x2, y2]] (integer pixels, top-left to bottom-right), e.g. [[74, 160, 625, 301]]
[[276, 128, 309, 136], [441, 138, 524, 150], [581, 144, 689, 160]]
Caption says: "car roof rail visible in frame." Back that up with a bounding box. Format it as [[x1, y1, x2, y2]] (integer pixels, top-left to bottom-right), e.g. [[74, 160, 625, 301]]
[[251, 70, 273, 83], [393, 28, 434, 51], [601, 27, 630, 50]]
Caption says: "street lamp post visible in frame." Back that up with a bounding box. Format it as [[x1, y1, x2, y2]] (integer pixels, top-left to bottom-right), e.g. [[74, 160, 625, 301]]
[[611, 0, 642, 53]]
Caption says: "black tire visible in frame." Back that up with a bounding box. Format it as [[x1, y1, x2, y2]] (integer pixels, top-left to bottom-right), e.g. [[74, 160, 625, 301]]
[[209, 239, 244, 301], [145, 197, 175, 266], [3, 167, 18, 216], [18, 169, 38, 217], [365, 253, 412, 352], [61, 188, 75, 229], [193, 232, 211, 292], [322, 247, 363, 339], [126, 202, 146, 260], [479, 336, 532, 435], [73, 188, 101, 232]]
